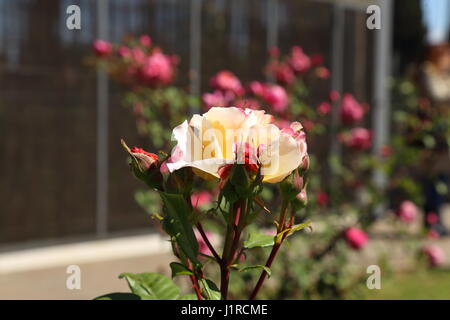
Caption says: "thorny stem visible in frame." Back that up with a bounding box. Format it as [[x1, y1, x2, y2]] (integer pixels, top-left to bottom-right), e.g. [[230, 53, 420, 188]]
[[196, 222, 222, 263], [249, 200, 290, 300], [220, 199, 249, 300]]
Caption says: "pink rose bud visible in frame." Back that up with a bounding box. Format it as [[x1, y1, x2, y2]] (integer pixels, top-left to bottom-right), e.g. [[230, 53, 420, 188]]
[[130, 147, 158, 171], [396, 200, 418, 223], [296, 189, 308, 205], [423, 245, 445, 267], [345, 227, 368, 250], [93, 39, 112, 57]]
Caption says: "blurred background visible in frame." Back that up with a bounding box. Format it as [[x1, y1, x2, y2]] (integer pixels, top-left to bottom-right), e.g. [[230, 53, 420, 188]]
[[1, 0, 450, 299]]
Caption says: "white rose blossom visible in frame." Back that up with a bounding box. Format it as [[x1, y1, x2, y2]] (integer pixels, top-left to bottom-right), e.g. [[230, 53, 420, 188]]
[[167, 107, 308, 183]]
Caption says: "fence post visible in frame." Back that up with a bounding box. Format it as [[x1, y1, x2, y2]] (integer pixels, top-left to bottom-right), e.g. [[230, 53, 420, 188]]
[[372, 0, 393, 216], [96, 0, 109, 237]]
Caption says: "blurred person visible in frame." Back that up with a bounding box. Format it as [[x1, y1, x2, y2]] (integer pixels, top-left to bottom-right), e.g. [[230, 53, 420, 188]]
[[419, 42, 450, 236]]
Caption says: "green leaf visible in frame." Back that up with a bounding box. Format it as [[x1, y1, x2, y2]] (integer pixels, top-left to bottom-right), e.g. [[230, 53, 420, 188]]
[[94, 292, 141, 300], [170, 262, 193, 278], [159, 192, 200, 267], [276, 221, 312, 243], [238, 265, 271, 278], [200, 279, 221, 300], [244, 232, 275, 249], [119, 272, 180, 300]]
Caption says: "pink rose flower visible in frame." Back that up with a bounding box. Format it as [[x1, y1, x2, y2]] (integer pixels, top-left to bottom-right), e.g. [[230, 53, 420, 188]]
[[139, 35, 152, 47], [344, 128, 372, 150], [288, 46, 311, 73], [93, 40, 112, 57], [345, 227, 368, 250], [262, 84, 289, 113], [396, 200, 418, 223], [210, 70, 244, 96], [248, 81, 266, 96], [423, 245, 445, 267], [139, 51, 174, 86], [340, 94, 364, 124]]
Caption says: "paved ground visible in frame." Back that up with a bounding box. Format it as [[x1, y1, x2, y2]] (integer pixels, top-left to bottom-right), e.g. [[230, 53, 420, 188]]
[[0, 253, 175, 300]]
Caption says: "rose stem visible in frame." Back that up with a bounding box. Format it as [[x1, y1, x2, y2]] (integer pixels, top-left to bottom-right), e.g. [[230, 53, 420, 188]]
[[186, 259, 203, 300], [196, 222, 221, 263], [249, 200, 289, 300]]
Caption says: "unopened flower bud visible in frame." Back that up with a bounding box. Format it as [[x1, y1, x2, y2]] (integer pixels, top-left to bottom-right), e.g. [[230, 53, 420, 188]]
[[296, 189, 308, 206], [121, 139, 162, 189]]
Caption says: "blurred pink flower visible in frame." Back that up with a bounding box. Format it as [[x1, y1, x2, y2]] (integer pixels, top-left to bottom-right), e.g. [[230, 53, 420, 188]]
[[317, 191, 329, 206], [267, 61, 295, 85], [93, 40, 112, 57], [139, 51, 174, 86], [139, 35, 152, 47], [316, 66, 330, 79], [262, 84, 289, 113], [131, 48, 146, 65], [117, 46, 131, 59], [344, 128, 372, 150], [397, 200, 418, 223], [426, 212, 439, 225], [191, 191, 213, 208], [340, 94, 364, 124], [329, 90, 340, 102], [288, 46, 311, 73], [210, 70, 244, 95], [310, 53, 324, 66], [234, 98, 260, 110], [317, 101, 331, 115], [345, 227, 368, 250], [195, 230, 213, 256], [423, 245, 445, 267], [248, 81, 266, 96], [202, 90, 234, 109]]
